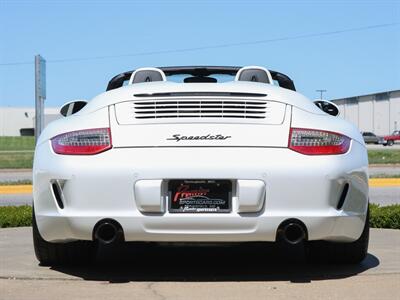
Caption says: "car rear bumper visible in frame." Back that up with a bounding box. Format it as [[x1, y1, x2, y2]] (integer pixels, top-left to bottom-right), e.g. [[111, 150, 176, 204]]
[[35, 213, 365, 243], [33, 140, 369, 243]]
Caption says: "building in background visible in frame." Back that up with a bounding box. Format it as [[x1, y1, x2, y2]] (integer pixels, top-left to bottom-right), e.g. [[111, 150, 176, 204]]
[[331, 90, 400, 135], [0, 107, 60, 136]]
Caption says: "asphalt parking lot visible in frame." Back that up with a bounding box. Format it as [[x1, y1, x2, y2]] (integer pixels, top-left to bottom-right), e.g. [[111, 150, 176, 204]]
[[0, 227, 399, 300]]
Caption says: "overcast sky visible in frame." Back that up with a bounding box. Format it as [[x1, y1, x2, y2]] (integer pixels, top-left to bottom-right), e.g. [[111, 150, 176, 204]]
[[0, 0, 399, 107]]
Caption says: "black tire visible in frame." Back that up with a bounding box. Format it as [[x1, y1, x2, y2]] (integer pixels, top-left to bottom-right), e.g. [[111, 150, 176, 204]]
[[306, 210, 369, 264], [32, 209, 96, 266], [387, 140, 394, 146]]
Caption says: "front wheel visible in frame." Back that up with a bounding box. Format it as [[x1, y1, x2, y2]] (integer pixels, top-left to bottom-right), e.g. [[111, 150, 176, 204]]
[[32, 209, 96, 266], [306, 210, 369, 264], [387, 140, 394, 146]]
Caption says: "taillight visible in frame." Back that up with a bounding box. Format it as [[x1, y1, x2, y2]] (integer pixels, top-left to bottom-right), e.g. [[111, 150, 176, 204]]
[[51, 128, 112, 155], [289, 128, 350, 155]]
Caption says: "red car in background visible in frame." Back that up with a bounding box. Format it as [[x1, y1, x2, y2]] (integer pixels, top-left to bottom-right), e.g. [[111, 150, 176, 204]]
[[384, 130, 400, 146]]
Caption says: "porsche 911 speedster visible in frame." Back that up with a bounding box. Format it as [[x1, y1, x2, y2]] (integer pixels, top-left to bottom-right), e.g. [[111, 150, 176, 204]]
[[33, 66, 369, 265]]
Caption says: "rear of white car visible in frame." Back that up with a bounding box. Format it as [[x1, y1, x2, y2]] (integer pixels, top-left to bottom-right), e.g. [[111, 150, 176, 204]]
[[32, 67, 369, 265]]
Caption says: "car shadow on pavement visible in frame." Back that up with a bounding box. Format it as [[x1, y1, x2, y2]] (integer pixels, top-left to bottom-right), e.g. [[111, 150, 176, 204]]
[[51, 242, 380, 283]]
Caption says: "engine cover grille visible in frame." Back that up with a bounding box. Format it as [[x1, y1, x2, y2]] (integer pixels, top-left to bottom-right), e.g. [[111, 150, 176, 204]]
[[115, 98, 287, 124], [133, 99, 267, 119]]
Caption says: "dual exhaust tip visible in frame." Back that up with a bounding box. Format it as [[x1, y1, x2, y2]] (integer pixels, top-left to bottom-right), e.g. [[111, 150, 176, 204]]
[[93, 218, 307, 245]]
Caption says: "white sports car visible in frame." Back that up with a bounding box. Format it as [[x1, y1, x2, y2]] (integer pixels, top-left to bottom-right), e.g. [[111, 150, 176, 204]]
[[33, 66, 369, 265]]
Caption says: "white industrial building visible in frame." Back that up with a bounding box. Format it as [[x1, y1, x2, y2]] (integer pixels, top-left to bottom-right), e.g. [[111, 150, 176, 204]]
[[0, 107, 60, 136], [331, 90, 400, 135]]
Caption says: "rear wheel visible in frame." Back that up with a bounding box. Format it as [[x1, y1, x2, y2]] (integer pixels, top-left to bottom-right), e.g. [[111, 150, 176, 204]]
[[32, 209, 96, 266], [306, 210, 369, 264], [387, 140, 394, 146]]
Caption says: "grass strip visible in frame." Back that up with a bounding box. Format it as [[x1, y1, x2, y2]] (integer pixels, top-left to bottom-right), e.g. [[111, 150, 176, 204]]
[[0, 180, 32, 186], [370, 204, 400, 230], [0, 204, 399, 229], [0, 137, 35, 151], [368, 150, 400, 164], [0, 152, 33, 169], [369, 174, 400, 178], [0, 205, 32, 228]]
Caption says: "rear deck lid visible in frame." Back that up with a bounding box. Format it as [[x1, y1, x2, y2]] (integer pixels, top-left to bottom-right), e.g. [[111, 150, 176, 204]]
[[110, 97, 291, 148]]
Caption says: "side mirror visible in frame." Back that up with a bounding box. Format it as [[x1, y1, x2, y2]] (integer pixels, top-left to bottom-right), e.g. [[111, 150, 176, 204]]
[[60, 100, 88, 117], [313, 100, 340, 117]]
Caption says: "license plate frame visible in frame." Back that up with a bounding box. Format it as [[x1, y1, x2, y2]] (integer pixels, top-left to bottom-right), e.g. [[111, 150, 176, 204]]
[[168, 179, 232, 213]]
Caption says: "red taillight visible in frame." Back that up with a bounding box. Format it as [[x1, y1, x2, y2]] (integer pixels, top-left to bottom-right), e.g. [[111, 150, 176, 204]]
[[51, 128, 112, 155], [289, 128, 351, 155]]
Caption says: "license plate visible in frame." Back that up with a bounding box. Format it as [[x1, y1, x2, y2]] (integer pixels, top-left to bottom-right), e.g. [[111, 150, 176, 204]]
[[168, 180, 232, 213]]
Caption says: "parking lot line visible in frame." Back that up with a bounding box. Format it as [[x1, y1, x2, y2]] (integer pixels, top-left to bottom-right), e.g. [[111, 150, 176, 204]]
[[0, 179, 399, 195], [369, 178, 400, 187], [0, 185, 32, 194]]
